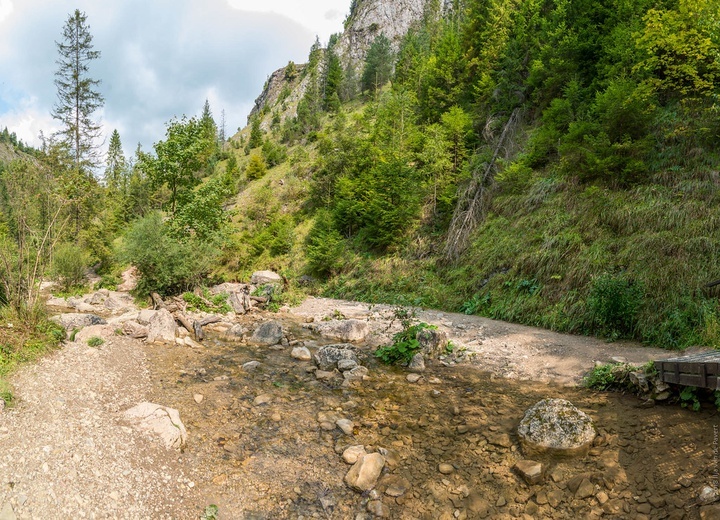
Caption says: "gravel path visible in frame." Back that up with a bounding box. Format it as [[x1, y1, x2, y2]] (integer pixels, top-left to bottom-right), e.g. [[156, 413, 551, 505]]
[[0, 326, 200, 519]]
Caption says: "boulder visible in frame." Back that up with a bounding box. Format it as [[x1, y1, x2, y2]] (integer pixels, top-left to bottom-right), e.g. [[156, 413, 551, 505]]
[[343, 366, 369, 382], [407, 353, 426, 372], [122, 320, 148, 339], [249, 321, 283, 345], [136, 309, 157, 325], [209, 282, 247, 295], [251, 270, 283, 286], [311, 319, 370, 342], [227, 292, 247, 314], [226, 323, 246, 339], [315, 344, 360, 371], [518, 398, 596, 457], [146, 309, 177, 344], [417, 328, 449, 357], [123, 402, 187, 450], [51, 313, 106, 331], [345, 452, 385, 492]]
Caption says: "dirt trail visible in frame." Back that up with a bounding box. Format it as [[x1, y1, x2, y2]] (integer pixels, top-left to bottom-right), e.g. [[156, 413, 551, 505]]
[[0, 293, 717, 519]]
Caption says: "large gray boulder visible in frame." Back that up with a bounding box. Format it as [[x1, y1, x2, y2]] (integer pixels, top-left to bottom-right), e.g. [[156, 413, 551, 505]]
[[315, 344, 360, 371], [518, 398, 596, 457], [251, 270, 283, 286], [250, 321, 283, 345], [311, 319, 370, 342], [51, 313, 106, 331], [146, 309, 177, 344], [123, 402, 187, 450]]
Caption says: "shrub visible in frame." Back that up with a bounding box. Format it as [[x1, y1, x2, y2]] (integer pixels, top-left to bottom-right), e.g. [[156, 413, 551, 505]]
[[587, 272, 644, 340], [375, 322, 436, 365], [52, 242, 90, 291], [119, 212, 220, 296], [87, 336, 104, 348], [305, 210, 346, 276]]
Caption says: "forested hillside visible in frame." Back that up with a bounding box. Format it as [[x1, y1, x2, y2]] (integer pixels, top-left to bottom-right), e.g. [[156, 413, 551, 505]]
[[1, 0, 719, 350]]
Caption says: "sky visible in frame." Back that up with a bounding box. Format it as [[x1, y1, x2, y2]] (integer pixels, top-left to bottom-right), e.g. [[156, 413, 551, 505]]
[[0, 0, 350, 157]]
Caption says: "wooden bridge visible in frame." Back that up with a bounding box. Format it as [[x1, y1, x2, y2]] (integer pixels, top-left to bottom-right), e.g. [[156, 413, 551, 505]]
[[656, 351, 720, 390]]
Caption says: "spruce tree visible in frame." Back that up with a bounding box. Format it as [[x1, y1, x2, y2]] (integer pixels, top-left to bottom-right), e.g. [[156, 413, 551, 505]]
[[105, 129, 127, 191], [52, 9, 104, 173], [362, 34, 394, 94]]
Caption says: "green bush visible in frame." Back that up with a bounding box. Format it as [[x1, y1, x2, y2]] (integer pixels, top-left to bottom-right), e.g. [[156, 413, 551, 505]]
[[375, 322, 436, 365], [305, 211, 346, 276], [52, 243, 90, 291], [87, 336, 104, 348], [119, 212, 220, 296], [587, 272, 644, 340]]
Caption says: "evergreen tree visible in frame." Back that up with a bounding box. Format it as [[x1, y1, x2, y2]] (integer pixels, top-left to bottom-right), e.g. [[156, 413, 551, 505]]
[[51, 9, 104, 173], [248, 117, 264, 149], [362, 34, 395, 94], [324, 49, 344, 111], [104, 129, 127, 191]]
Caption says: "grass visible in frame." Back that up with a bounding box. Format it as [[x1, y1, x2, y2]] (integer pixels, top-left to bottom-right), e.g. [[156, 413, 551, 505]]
[[0, 306, 64, 405]]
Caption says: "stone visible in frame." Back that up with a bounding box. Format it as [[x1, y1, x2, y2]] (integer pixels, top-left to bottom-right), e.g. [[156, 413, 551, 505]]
[[406, 373, 422, 383], [343, 445, 367, 464], [575, 478, 595, 499], [146, 309, 177, 344], [701, 504, 720, 520], [242, 361, 261, 371], [227, 323, 246, 338], [408, 353, 426, 372], [117, 266, 138, 292], [251, 270, 283, 285], [123, 402, 187, 450], [316, 370, 339, 381], [337, 419, 355, 435], [366, 500, 390, 518], [291, 346, 312, 361], [227, 292, 247, 314], [514, 460, 543, 485], [383, 475, 411, 497], [51, 313, 106, 331], [122, 320, 148, 339], [250, 321, 283, 345], [596, 491, 609, 505], [416, 327, 449, 357], [487, 432, 513, 449], [253, 394, 272, 406], [338, 358, 359, 372], [438, 463, 455, 474], [699, 486, 720, 505], [311, 319, 371, 342], [517, 398, 596, 457], [345, 453, 386, 492], [315, 344, 360, 371], [344, 366, 369, 382], [0, 502, 16, 520], [193, 394, 204, 404], [466, 492, 490, 516]]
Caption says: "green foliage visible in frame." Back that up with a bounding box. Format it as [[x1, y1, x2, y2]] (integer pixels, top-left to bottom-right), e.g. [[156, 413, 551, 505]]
[[51, 243, 90, 291], [305, 210, 346, 276], [587, 273, 644, 340], [261, 140, 287, 168], [362, 34, 394, 93], [248, 117, 264, 149], [168, 176, 231, 241], [375, 322, 436, 365], [182, 290, 231, 314], [679, 386, 701, 411], [200, 505, 219, 520], [119, 212, 220, 296], [87, 336, 104, 348], [245, 153, 267, 180], [584, 362, 637, 391]]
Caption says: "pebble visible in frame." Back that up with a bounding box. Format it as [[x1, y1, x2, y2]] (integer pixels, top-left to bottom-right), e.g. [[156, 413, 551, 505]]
[[291, 347, 312, 361], [193, 394, 203, 404], [242, 361, 261, 371], [336, 419, 354, 435], [253, 394, 272, 406], [343, 445, 367, 464], [514, 460, 543, 485], [366, 500, 389, 517], [406, 374, 422, 383], [438, 463, 455, 475]]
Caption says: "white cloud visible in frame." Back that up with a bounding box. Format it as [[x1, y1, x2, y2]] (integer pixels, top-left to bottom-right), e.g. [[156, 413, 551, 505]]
[[0, 0, 351, 156], [0, 0, 12, 24]]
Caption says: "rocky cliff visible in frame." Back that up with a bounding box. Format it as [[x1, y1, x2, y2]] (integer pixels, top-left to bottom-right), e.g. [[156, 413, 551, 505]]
[[334, 0, 428, 67]]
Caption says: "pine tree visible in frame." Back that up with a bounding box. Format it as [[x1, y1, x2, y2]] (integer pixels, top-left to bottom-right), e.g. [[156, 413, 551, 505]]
[[362, 34, 395, 94], [52, 9, 104, 173], [105, 129, 127, 191]]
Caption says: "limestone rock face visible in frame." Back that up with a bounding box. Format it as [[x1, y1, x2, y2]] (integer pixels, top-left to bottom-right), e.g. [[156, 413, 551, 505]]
[[335, 0, 427, 67], [518, 398, 596, 457], [344, 452, 385, 492], [123, 402, 187, 450]]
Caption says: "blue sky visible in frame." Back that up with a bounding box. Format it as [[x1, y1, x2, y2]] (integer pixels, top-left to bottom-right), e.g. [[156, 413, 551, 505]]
[[0, 0, 350, 156]]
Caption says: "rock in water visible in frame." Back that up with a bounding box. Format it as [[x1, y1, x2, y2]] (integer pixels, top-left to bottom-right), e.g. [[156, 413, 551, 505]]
[[250, 321, 283, 345], [123, 402, 187, 450], [345, 452, 385, 492], [518, 398, 595, 457], [407, 353, 426, 372], [315, 344, 360, 371]]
